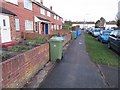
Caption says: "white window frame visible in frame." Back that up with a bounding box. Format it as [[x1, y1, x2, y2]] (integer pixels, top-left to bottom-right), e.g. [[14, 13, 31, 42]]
[[47, 11, 51, 17], [54, 15, 57, 19], [24, 0, 32, 10], [5, 0, 18, 5], [25, 20, 33, 30], [15, 18, 20, 30], [57, 16, 59, 20], [41, 8, 45, 15]]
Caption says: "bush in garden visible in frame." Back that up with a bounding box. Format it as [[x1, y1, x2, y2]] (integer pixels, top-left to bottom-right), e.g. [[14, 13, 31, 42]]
[[0, 52, 10, 61]]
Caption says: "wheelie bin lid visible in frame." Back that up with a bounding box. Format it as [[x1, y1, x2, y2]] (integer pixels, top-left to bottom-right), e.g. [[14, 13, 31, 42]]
[[50, 36, 64, 41]]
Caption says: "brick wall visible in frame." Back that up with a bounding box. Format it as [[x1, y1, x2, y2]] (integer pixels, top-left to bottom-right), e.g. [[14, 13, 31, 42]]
[[9, 16, 16, 41], [1, 43, 49, 88]]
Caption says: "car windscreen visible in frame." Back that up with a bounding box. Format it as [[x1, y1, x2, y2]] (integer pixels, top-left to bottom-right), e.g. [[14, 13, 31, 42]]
[[94, 30, 100, 32]]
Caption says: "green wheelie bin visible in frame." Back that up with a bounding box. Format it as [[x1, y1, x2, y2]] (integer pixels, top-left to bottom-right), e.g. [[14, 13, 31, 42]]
[[72, 31, 76, 40], [49, 37, 64, 61]]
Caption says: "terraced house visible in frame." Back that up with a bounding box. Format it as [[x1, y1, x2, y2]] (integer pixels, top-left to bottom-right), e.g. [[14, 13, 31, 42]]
[[0, 0, 63, 44]]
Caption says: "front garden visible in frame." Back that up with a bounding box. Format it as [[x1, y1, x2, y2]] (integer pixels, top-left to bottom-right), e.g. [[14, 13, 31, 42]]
[[0, 36, 48, 61]]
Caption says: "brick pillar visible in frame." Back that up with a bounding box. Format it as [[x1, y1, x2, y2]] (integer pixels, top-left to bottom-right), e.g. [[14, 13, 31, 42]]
[[9, 16, 16, 41]]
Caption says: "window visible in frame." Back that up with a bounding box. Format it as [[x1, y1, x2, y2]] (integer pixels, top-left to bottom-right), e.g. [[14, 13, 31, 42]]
[[15, 19, 20, 30], [25, 20, 33, 30], [24, 0, 32, 10], [3, 19, 6, 26], [47, 11, 51, 17], [54, 25, 56, 30], [54, 15, 57, 19], [57, 25, 59, 30], [41, 8, 45, 15], [5, 0, 18, 5], [57, 16, 59, 20]]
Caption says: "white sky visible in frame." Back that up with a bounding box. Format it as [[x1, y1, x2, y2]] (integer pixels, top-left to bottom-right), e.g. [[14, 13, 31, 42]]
[[37, 0, 119, 22]]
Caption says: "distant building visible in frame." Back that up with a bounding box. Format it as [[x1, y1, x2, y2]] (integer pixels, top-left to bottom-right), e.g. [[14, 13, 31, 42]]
[[72, 21, 117, 29]]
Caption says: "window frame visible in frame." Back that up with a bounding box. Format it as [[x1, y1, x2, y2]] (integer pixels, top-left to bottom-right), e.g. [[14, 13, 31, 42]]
[[25, 20, 33, 30], [5, 0, 18, 5], [15, 18, 20, 30], [41, 8, 45, 15], [24, 0, 32, 10]]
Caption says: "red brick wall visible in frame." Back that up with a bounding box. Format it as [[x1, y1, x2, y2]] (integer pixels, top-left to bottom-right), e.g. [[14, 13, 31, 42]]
[[1, 43, 49, 88], [9, 16, 16, 41]]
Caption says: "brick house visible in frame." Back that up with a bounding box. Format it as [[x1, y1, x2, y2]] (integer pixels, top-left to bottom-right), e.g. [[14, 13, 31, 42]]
[[0, 0, 63, 44]]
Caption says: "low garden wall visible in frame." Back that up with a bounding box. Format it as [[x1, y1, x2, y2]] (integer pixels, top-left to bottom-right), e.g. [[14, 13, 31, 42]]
[[1, 43, 49, 88], [1, 31, 72, 88]]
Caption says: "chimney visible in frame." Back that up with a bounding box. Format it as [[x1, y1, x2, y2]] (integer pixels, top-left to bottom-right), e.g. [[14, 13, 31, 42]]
[[50, 6, 52, 10], [40, 0, 43, 4]]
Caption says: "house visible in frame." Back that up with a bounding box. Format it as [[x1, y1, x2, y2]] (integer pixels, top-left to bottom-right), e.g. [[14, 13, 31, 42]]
[[0, 0, 63, 44]]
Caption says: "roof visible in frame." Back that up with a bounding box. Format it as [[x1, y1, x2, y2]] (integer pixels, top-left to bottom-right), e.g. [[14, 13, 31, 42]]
[[37, 16, 50, 22], [31, 0, 63, 19], [0, 7, 16, 16]]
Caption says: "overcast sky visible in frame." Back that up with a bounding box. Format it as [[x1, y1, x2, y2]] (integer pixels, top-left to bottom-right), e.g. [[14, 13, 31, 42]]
[[37, 0, 119, 22]]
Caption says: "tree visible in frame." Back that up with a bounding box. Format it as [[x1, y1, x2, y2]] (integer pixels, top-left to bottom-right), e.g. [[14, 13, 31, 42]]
[[95, 20, 100, 28], [117, 11, 120, 19], [117, 19, 120, 27], [100, 17, 106, 27], [116, 12, 120, 27]]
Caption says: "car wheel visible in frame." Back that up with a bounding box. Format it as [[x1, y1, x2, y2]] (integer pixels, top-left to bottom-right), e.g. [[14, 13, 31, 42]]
[[100, 39, 103, 43], [96, 38, 99, 41], [107, 42, 111, 49]]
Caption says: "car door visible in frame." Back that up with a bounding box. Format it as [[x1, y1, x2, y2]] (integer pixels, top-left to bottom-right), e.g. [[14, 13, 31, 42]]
[[109, 31, 116, 48], [116, 31, 120, 53]]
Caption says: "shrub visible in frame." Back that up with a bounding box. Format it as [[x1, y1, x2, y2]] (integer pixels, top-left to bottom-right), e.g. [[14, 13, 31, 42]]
[[8, 45, 32, 53], [0, 52, 10, 61]]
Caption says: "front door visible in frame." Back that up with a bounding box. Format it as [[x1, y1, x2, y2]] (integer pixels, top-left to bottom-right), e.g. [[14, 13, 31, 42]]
[[0, 14, 11, 43], [45, 24, 48, 34]]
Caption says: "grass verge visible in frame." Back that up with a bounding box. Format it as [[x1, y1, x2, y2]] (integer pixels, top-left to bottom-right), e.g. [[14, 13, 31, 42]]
[[84, 33, 120, 67]]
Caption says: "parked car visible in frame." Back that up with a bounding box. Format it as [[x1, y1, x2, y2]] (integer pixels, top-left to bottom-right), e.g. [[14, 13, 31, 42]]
[[88, 28, 94, 35], [108, 30, 120, 54], [97, 30, 113, 43], [92, 28, 101, 37]]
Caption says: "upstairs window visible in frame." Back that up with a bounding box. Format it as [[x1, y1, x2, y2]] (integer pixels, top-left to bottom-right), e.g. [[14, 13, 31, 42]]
[[47, 11, 51, 17], [5, 0, 18, 5], [54, 15, 57, 19], [57, 16, 59, 20], [24, 0, 32, 10], [41, 8, 45, 15]]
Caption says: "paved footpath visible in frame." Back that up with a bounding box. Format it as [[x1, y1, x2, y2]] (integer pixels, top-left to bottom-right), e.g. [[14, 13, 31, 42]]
[[39, 33, 107, 88]]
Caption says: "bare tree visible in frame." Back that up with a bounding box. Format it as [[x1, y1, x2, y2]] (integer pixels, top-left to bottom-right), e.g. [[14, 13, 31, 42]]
[[116, 12, 120, 27], [117, 11, 120, 19]]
